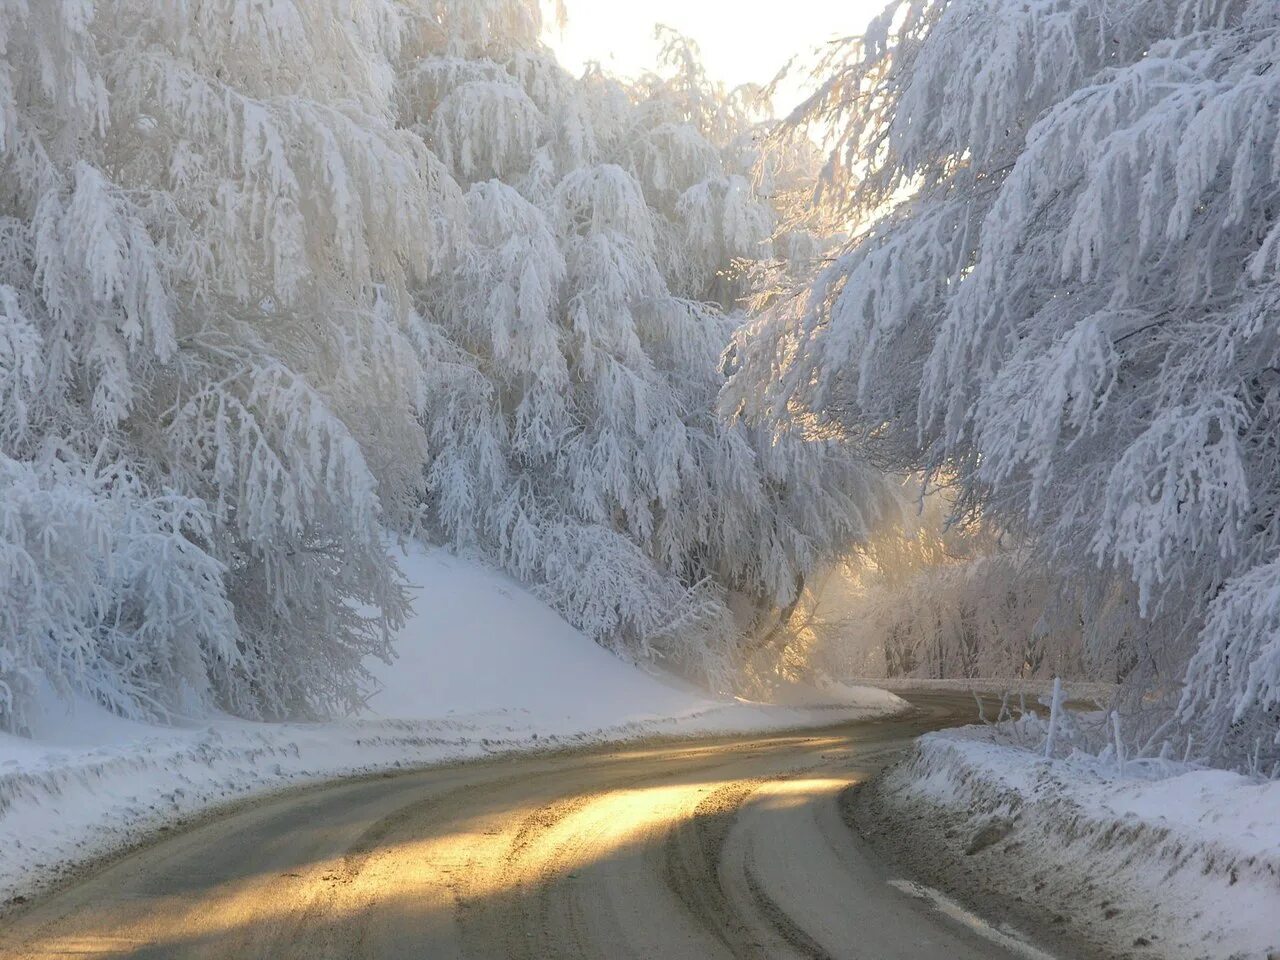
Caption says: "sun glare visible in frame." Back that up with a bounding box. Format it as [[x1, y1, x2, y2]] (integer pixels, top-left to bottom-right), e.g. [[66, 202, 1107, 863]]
[[545, 0, 887, 116]]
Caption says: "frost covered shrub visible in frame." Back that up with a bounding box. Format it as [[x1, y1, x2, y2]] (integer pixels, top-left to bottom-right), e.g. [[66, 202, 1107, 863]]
[[800, 487, 1132, 686], [848, 538, 1122, 685], [728, 0, 1280, 768], [0, 451, 232, 733]]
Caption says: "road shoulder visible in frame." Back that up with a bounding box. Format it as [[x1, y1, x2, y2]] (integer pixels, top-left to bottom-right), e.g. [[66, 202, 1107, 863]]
[[849, 730, 1279, 960]]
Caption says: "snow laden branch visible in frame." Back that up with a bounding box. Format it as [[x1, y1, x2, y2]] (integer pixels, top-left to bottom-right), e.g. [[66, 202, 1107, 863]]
[[727, 0, 1280, 768]]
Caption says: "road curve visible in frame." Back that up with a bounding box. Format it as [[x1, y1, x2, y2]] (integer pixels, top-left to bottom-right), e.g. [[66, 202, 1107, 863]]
[[0, 694, 1057, 960]]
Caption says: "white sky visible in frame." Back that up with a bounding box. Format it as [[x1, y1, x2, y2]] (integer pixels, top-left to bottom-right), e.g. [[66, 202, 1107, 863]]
[[545, 1, 886, 116]]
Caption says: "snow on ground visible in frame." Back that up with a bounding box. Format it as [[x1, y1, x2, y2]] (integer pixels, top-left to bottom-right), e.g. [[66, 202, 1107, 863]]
[[0, 542, 905, 909], [870, 721, 1280, 960]]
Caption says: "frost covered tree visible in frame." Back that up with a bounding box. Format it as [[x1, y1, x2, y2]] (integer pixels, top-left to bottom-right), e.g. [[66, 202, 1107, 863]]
[[728, 0, 1280, 767], [399, 8, 890, 686], [0, 0, 441, 729]]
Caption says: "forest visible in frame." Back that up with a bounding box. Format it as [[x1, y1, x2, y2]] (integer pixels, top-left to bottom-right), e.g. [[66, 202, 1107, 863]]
[[1, 0, 1277, 780]]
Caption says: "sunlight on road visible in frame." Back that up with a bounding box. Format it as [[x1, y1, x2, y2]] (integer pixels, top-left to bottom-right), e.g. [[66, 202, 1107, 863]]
[[1, 701, 1040, 960], [753, 776, 854, 809]]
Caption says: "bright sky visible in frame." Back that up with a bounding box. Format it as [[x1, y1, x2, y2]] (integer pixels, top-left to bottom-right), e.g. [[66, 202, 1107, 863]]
[[545, 1, 886, 116]]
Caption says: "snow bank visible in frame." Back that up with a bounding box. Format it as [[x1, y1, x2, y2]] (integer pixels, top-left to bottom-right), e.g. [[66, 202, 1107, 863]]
[[850, 677, 1117, 703], [873, 724, 1280, 960], [0, 542, 905, 908]]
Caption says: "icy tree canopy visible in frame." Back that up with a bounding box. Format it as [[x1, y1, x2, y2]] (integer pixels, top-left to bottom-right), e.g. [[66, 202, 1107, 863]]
[[729, 0, 1280, 768]]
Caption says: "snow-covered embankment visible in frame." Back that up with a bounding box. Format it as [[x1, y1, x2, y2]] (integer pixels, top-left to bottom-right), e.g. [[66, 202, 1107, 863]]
[[865, 722, 1279, 960]]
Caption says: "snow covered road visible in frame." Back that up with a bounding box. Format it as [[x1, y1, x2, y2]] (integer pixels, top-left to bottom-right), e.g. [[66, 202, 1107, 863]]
[[0, 694, 1060, 960]]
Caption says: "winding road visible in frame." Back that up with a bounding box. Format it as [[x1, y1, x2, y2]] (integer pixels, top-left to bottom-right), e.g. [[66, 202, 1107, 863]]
[[0, 694, 1059, 960]]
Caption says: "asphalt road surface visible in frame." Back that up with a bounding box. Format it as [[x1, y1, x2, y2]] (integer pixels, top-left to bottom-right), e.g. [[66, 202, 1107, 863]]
[[0, 694, 1059, 960]]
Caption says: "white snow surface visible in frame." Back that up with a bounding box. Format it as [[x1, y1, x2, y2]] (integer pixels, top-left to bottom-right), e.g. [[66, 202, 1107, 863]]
[[0, 542, 905, 907], [883, 723, 1280, 959]]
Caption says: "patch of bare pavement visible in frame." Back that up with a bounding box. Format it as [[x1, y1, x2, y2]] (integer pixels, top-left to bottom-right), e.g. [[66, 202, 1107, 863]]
[[0, 694, 1088, 960]]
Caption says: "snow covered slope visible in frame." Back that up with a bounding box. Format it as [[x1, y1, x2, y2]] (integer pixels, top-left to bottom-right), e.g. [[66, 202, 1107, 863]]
[[0, 542, 904, 908], [369, 544, 752, 728]]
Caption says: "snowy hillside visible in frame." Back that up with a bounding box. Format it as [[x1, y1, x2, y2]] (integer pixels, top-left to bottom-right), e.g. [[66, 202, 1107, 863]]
[[367, 544, 744, 726], [0, 541, 904, 909]]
